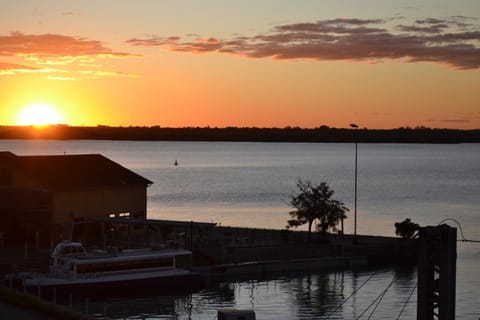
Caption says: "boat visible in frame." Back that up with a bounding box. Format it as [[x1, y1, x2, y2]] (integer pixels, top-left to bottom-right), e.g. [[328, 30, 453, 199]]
[[6, 241, 202, 298]]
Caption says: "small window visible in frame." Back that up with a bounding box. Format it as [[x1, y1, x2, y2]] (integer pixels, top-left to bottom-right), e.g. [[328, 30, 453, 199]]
[[108, 212, 131, 219]]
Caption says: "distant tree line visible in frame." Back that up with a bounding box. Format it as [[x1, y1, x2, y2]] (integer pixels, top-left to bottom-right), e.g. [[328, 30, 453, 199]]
[[1, 125, 480, 143]]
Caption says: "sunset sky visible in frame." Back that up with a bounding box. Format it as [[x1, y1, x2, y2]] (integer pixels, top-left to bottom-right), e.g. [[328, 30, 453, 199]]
[[1, 1, 479, 129]]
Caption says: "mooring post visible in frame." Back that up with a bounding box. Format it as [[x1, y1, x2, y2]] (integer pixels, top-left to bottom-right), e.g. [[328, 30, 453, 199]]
[[102, 222, 106, 250], [417, 225, 456, 320], [127, 223, 131, 249], [190, 221, 193, 250]]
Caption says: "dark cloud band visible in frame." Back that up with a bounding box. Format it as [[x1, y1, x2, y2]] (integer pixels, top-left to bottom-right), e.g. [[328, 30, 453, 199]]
[[126, 17, 480, 70]]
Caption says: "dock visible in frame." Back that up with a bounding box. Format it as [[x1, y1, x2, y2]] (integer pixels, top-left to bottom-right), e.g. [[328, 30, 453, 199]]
[[0, 218, 418, 319], [0, 218, 417, 278]]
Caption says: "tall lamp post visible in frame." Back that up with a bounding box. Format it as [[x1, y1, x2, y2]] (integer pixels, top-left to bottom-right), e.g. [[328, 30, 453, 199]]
[[350, 123, 359, 244]]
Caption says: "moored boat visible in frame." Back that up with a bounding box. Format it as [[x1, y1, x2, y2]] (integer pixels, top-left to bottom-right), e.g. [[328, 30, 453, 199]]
[[6, 241, 202, 298]]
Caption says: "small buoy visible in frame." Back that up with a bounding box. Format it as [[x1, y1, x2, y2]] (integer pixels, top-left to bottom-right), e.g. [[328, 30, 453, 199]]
[[174, 160, 178, 166]]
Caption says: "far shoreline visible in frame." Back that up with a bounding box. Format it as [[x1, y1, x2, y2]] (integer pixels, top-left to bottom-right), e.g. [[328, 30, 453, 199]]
[[1, 125, 480, 144]]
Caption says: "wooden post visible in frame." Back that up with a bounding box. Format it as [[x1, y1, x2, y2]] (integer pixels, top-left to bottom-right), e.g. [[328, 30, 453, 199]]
[[439, 226, 456, 319], [190, 221, 193, 250], [102, 222, 106, 250], [84, 220, 89, 245], [184, 225, 188, 250], [417, 225, 456, 320], [146, 225, 150, 248], [127, 223, 131, 249]]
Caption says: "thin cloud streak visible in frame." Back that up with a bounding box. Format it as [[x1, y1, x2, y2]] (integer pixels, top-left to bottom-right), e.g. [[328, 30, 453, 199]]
[[0, 32, 134, 58], [0, 62, 38, 71], [427, 112, 480, 124], [0, 32, 139, 78], [127, 17, 480, 69], [427, 118, 472, 123], [0, 61, 59, 75]]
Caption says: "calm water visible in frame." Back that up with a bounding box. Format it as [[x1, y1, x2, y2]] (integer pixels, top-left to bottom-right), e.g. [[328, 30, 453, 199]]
[[2, 140, 479, 319]]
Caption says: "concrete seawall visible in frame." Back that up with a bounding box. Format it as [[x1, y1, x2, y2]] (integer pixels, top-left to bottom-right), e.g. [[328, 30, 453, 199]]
[[194, 256, 369, 277], [192, 229, 418, 271]]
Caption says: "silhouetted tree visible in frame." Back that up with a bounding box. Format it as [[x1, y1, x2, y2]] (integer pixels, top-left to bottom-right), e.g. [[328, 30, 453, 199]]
[[394, 218, 420, 239], [287, 180, 349, 241]]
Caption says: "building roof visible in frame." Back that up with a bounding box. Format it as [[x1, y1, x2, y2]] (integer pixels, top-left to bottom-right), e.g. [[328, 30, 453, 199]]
[[0, 152, 153, 190]]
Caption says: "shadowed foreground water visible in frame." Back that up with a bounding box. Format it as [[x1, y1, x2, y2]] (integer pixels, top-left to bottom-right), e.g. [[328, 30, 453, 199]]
[[70, 268, 417, 320]]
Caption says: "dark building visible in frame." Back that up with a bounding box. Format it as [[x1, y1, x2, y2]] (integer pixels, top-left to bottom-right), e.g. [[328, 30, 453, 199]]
[[0, 151, 152, 244]]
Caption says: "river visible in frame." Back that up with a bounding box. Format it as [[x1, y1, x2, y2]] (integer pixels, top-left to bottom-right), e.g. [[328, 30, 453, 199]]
[[2, 140, 479, 319]]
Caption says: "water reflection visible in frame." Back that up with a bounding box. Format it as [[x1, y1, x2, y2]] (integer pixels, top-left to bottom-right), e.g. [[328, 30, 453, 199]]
[[69, 268, 417, 320], [74, 295, 181, 319], [289, 273, 346, 318]]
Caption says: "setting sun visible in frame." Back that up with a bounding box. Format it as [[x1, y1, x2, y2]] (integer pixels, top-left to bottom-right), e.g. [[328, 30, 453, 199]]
[[17, 103, 64, 126]]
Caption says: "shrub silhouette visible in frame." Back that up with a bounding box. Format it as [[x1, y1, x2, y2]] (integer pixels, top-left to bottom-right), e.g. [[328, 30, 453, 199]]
[[394, 218, 420, 239]]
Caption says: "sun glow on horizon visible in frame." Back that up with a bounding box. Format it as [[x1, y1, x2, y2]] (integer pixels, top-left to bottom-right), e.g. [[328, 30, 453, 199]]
[[17, 103, 64, 126]]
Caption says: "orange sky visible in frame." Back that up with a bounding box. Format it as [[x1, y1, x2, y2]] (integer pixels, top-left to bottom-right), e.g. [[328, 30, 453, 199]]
[[1, 1, 479, 129]]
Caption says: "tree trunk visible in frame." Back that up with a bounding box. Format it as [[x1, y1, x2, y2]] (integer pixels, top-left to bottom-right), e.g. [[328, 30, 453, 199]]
[[308, 220, 313, 242], [321, 221, 328, 241]]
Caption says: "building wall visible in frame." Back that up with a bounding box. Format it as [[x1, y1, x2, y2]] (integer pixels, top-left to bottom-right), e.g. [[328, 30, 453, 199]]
[[3, 166, 148, 224], [1, 157, 150, 243], [3, 167, 43, 189], [0, 188, 52, 243], [52, 186, 147, 225]]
